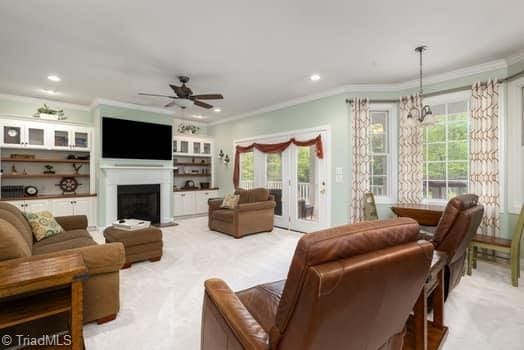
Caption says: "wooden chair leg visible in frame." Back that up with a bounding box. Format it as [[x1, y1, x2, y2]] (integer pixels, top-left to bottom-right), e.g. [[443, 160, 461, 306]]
[[511, 252, 519, 287], [467, 247, 473, 276]]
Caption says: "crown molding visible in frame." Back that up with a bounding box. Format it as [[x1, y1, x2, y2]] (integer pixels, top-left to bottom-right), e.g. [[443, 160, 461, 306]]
[[90, 98, 176, 116], [210, 58, 509, 126], [0, 93, 90, 111], [394, 58, 508, 90], [506, 50, 524, 66]]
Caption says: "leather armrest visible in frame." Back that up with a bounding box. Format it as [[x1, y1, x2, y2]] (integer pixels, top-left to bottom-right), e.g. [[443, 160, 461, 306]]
[[55, 215, 88, 231], [204, 278, 270, 350], [208, 198, 224, 211], [33, 243, 125, 275], [238, 201, 276, 212]]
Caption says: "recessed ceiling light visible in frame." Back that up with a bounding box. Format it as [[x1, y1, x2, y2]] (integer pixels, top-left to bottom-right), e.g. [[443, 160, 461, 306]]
[[47, 75, 61, 82], [42, 89, 57, 95], [310, 74, 321, 81], [213, 108, 221, 113], [193, 115, 206, 119]]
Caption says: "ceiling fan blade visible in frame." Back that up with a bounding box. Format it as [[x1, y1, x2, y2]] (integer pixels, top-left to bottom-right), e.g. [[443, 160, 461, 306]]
[[139, 93, 177, 98], [194, 100, 213, 109], [190, 94, 224, 100], [164, 100, 177, 108]]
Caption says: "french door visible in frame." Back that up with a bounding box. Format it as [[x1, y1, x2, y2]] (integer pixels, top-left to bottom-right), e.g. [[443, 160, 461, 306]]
[[238, 129, 329, 232]]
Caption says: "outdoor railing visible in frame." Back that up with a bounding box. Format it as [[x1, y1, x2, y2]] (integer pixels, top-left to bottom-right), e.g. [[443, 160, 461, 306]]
[[239, 181, 310, 201]]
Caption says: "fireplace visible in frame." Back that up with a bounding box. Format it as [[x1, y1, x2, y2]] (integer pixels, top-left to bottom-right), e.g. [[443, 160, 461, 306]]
[[117, 184, 160, 224]]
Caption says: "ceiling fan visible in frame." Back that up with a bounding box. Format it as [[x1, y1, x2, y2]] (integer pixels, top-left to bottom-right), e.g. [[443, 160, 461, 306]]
[[139, 76, 223, 110]]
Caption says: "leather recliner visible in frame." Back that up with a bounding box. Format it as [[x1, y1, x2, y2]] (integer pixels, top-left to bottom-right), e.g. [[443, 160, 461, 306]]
[[429, 194, 484, 297], [201, 218, 434, 350]]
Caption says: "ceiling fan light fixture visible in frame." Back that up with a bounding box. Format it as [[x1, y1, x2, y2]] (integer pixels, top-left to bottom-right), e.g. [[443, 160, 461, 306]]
[[176, 98, 193, 109], [213, 108, 221, 113]]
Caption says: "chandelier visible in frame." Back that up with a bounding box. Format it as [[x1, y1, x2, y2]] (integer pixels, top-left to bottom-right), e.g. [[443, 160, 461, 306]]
[[407, 46, 434, 126]]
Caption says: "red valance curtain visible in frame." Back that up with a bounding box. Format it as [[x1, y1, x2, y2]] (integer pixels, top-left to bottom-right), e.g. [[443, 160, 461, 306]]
[[233, 135, 324, 188]]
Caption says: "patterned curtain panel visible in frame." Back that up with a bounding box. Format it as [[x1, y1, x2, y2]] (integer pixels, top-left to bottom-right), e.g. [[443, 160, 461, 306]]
[[470, 81, 500, 236], [350, 98, 370, 223], [398, 96, 424, 203]]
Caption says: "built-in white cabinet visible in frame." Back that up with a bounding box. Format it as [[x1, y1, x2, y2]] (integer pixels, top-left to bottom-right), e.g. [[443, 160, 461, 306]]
[[1, 121, 48, 149], [6, 196, 97, 228], [173, 136, 213, 157], [173, 190, 219, 217], [0, 119, 91, 151], [51, 127, 90, 151]]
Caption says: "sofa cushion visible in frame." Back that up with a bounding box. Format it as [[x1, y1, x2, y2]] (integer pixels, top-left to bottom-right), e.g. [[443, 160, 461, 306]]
[[234, 189, 251, 204], [212, 209, 235, 223], [33, 237, 97, 255], [250, 188, 269, 202], [0, 203, 33, 249], [0, 218, 31, 261], [33, 229, 92, 248], [24, 211, 64, 241], [236, 280, 284, 333]]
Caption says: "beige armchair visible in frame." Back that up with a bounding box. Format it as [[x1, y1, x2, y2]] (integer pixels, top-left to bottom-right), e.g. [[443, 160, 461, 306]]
[[208, 188, 276, 238]]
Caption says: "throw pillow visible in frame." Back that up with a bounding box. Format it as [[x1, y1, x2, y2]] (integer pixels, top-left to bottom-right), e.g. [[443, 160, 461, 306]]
[[220, 194, 240, 209], [24, 211, 64, 241]]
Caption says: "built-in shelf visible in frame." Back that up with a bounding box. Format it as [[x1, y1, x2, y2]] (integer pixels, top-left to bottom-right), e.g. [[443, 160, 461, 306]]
[[0, 193, 97, 202], [174, 174, 211, 177], [1, 174, 90, 179], [1, 158, 90, 164], [174, 162, 211, 166]]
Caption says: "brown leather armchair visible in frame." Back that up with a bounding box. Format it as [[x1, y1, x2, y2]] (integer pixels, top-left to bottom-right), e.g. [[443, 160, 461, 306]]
[[201, 218, 434, 350], [208, 188, 276, 238], [429, 194, 484, 297]]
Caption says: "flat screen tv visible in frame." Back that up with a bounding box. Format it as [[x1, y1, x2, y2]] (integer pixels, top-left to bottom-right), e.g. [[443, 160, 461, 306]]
[[102, 117, 172, 160]]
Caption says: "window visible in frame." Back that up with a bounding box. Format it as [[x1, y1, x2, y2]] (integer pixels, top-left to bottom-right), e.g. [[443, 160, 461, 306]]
[[369, 110, 390, 198], [423, 101, 469, 201], [239, 151, 254, 189]]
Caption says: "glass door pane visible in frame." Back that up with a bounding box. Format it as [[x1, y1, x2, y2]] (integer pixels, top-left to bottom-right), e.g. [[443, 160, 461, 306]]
[[74, 131, 89, 149], [54, 130, 69, 148], [180, 141, 189, 153], [28, 127, 45, 146], [193, 142, 201, 154], [239, 152, 254, 189], [266, 153, 283, 217], [295, 146, 318, 222], [203, 143, 211, 154], [3, 125, 22, 146]]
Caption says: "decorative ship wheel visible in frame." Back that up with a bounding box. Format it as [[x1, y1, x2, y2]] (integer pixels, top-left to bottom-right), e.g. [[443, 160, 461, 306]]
[[56, 177, 80, 194]]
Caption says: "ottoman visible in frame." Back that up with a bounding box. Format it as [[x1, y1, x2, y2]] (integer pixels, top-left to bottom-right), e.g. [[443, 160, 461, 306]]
[[103, 226, 163, 269]]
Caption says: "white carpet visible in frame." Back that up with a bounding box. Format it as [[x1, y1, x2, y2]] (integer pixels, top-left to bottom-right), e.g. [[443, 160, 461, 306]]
[[84, 217, 524, 350]]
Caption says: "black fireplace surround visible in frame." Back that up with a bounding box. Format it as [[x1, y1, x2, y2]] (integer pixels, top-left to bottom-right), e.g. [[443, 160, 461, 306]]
[[117, 184, 160, 224]]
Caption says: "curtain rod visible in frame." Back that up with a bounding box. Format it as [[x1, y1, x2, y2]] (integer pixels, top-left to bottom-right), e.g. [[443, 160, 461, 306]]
[[345, 69, 524, 104]]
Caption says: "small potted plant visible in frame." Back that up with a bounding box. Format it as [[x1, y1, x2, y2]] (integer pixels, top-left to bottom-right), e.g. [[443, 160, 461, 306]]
[[34, 104, 67, 120], [177, 124, 200, 135]]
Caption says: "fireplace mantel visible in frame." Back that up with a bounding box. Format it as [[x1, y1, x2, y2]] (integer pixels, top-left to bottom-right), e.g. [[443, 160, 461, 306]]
[[101, 166, 173, 226]]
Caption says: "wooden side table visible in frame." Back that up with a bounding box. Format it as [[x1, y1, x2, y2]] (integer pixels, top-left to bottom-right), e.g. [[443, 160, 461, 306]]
[[391, 203, 445, 226], [403, 251, 449, 350], [0, 253, 88, 350]]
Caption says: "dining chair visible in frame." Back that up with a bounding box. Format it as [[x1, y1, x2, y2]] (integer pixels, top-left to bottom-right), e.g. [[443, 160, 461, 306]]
[[467, 205, 524, 287], [363, 192, 379, 220]]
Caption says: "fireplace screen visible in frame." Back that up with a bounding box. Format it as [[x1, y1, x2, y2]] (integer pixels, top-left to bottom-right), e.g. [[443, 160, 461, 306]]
[[117, 184, 160, 223]]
